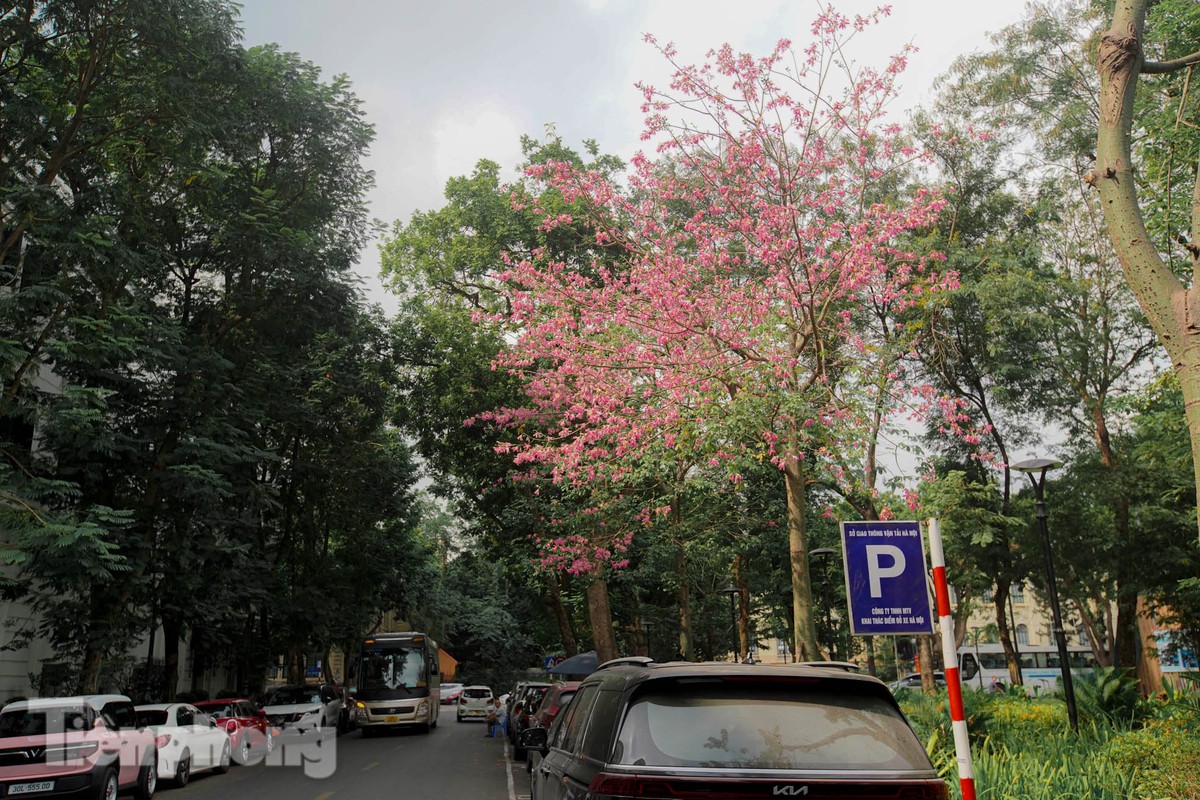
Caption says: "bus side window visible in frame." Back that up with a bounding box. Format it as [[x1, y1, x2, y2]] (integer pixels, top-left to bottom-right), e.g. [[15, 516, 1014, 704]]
[[348, 658, 357, 682], [960, 652, 979, 680]]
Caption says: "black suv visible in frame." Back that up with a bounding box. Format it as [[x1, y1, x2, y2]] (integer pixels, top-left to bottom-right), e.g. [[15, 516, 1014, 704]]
[[507, 682, 551, 753], [519, 657, 947, 800]]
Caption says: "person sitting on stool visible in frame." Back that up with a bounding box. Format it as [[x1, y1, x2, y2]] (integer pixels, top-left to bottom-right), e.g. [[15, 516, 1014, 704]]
[[488, 697, 507, 736]]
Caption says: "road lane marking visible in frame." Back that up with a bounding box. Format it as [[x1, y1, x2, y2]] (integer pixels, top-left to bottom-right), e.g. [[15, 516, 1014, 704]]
[[362, 761, 380, 771], [313, 793, 335, 800], [505, 740, 516, 800]]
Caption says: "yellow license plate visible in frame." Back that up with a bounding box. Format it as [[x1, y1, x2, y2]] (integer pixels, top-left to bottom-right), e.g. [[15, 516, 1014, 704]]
[[385, 715, 399, 723]]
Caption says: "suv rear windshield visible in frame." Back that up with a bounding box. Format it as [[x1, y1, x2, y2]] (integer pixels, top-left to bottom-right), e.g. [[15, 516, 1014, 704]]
[[612, 679, 931, 771], [463, 688, 492, 699]]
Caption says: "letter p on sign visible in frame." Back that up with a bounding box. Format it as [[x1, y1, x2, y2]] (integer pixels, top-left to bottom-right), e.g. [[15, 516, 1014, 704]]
[[866, 545, 905, 597]]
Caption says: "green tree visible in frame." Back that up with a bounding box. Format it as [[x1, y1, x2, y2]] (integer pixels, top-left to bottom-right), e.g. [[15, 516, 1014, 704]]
[[1095, 0, 1200, 544]]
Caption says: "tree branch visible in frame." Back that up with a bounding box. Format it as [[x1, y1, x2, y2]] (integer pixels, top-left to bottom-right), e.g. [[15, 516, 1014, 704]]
[[1143, 51, 1200, 74]]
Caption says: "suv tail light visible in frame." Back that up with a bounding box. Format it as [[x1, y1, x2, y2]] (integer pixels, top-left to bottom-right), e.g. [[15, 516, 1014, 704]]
[[225, 720, 239, 734], [153, 734, 172, 748], [587, 773, 949, 799]]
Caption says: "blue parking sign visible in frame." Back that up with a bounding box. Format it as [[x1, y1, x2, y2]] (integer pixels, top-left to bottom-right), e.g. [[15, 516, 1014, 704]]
[[840, 521, 934, 636]]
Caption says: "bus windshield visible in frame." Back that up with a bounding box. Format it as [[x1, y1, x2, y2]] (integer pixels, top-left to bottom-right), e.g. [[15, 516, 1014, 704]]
[[360, 645, 427, 692]]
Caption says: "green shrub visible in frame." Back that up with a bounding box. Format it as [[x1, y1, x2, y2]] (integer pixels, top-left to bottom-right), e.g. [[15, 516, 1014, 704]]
[[1070, 666, 1142, 727], [1103, 711, 1200, 799], [897, 681, 1200, 798]]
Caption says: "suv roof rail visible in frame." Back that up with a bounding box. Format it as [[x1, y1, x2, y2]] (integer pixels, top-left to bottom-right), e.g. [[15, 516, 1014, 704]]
[[798, 661, 862, 672], [597, 656, 655, 671]]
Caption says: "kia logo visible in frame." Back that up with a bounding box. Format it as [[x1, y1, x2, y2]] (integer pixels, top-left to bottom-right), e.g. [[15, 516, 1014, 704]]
[[772, 787, 809, 797]]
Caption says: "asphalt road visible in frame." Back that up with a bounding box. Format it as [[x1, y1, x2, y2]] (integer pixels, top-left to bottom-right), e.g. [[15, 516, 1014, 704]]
[[167, 714, 518, 800]]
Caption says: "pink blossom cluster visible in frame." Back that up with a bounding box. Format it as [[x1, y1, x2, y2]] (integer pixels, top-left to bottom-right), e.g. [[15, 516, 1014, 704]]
[[478, 7, 986, 570], [534, 529, 635, 576]]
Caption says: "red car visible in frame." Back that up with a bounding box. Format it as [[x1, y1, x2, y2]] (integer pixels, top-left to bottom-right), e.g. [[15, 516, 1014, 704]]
[[192, 698, 277, 765], [522, 681, 580, 771]]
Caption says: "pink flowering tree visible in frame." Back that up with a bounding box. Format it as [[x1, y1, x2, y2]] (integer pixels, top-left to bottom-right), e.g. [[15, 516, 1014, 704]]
[[485, 8, 960, 659]]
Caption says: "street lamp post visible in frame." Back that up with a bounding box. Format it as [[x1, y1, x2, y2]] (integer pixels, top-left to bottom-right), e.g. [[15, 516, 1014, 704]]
[[1011, 457, 1079, 731], [718, 586, 739, 662], [810, 548, 837, 660], [641, 620, 654, 659]]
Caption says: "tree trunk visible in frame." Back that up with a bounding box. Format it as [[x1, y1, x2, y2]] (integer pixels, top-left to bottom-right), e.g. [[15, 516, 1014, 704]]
[[162, 617, 181, 701], [993, 581, 1023, 686], [1113, 590, 1139, 670], [783, 428, 821, 660], [736, 554, 750, 661], [864, 636, 877, 676], [191, 636, 207, 693], [1074, 600, 1113, 667], [547, 573, 579, 657], [1135, 595, 1164, 694], [586, 572, 618, 663], [676, 542, 694, 660], [1096, 0, 1200, 542], [918, 635, 938, 693], [78, 648, 104, 695]]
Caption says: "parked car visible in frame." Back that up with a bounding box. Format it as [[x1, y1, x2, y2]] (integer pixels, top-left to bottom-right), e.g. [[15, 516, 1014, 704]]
[[504, 682, 528, 719], [191, 697, 276, 764], [455, 686, 493, 722], [507, 682, 551, 756], [0, 694, 159, 800], [439, 683, 464, 705], [889, 671, 947, 692], [261, 684, 342, 733], [519, 658, 947, 800], [134, 703, 231, 787], [522, 681, 580, 771]]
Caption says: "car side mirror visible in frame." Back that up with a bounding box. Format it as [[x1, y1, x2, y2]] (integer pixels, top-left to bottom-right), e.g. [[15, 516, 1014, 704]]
[[518, 726, 549, 754]]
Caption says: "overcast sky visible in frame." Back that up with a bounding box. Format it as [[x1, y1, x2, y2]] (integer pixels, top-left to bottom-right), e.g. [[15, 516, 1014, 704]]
[[238, 0, 1032, 300]]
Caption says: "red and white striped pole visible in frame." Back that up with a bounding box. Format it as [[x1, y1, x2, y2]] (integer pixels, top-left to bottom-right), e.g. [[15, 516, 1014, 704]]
[[927, 517, 977, 800]]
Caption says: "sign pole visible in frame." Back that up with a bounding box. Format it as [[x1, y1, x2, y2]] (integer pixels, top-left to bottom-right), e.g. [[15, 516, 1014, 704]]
[[926, 517, 976, 800]]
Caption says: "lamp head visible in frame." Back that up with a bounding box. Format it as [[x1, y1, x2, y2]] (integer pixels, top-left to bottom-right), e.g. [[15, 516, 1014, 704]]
[[1010, 457, 1062, 473]]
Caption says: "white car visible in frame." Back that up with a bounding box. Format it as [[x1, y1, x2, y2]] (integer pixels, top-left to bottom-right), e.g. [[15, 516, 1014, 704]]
[[261, 684, 342, 733], [134, 703, 231, 786], [456, 685, 493, 722]]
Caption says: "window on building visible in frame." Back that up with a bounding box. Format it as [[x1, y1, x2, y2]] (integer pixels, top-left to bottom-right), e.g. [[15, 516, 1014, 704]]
[[982, 587, 995, 603], [1010, 583, 1024, 603], [1016, 624, 1029, 645], [1076, 626, 1090, 647], [776, 639, 790, 655]]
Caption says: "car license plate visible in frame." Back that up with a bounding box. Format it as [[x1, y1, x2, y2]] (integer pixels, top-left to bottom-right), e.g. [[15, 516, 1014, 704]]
[[385, 715, 399, 723], [9, 781, 55, 795]]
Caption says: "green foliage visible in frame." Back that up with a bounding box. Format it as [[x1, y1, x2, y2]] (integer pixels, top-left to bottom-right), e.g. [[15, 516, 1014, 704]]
[[1071, 666, 1143, 726], [1101, 710, 1200, 799], [901, 686, 1200, 799], [1, 0, 425, 697], [970, 737, 1139, 800]]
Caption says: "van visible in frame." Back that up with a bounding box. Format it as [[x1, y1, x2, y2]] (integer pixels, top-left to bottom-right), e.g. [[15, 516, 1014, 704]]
[[456, 685, 493, 722]]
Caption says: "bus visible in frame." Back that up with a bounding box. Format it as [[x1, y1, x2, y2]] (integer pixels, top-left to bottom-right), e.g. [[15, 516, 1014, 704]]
[[958, 643, 1098, 694], [350, 632, 441, 734]]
